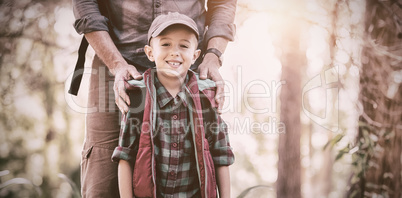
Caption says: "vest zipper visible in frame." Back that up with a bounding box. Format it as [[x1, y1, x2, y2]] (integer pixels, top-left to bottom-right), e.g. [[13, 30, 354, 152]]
[[147, 74, 157, 197]]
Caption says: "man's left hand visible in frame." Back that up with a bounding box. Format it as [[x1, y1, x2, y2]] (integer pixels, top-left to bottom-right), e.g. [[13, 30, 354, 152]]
[[198, 53, 225, 114]]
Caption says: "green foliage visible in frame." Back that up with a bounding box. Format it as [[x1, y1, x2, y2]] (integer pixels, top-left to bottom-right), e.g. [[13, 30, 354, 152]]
[[327, 120, 395, 197], [323, 133, 344, 151], [331, 120, 398, 197]]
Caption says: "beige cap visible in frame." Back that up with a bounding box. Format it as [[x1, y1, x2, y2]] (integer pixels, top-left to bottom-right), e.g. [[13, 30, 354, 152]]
[[148, 12, 199, 44]]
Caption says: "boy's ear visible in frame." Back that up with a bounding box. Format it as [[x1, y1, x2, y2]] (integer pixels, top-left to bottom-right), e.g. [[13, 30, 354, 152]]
[[144, 45, 155, 62], [192, 49, 201, 64]]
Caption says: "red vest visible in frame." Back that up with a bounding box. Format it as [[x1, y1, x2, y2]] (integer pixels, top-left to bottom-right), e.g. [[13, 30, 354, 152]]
[[131, 69, 218, 198]]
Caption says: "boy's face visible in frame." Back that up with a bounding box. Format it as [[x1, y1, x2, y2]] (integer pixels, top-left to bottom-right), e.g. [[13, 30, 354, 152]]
[[145, 25, 201, 80]]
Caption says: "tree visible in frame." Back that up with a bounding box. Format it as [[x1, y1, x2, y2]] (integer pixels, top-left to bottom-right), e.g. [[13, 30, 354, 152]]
[[348, 0, 402, 197], [276, 14, 307, 198]]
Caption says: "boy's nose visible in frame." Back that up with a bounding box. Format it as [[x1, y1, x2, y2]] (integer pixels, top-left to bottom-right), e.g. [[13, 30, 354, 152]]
[[170, 46, 180, 56]]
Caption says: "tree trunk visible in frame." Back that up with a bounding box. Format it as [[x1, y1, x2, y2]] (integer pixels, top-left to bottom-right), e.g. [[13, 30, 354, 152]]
[[348, 0, 402, 197], [276, 16, 306, 198]]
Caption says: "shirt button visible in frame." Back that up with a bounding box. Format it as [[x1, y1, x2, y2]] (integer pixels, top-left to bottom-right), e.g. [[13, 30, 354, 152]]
[[155, 2, 161, 8], [170, 171, 175, 176], [172, 115, 178, 120], [172, 143, 178, 148]]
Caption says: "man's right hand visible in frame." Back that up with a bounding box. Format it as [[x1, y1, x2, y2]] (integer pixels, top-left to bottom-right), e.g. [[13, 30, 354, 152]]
[[112, 64, 143, 114], [84, 31, 143, 114]]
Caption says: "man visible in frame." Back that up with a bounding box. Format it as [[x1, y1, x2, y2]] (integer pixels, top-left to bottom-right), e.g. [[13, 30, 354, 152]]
[[71, 0, 236, 197]]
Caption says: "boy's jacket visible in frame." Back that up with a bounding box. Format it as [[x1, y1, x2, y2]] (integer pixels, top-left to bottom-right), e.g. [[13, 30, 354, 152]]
[[123, 68, 219, 198]]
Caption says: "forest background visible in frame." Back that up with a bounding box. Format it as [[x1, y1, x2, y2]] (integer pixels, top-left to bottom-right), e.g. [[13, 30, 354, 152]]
[[0, 0, 400, 197]]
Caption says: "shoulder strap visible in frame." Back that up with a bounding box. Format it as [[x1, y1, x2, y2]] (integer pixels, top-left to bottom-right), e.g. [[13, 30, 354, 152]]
[[69, 1, 110, 96], [199, 93, 215, 124], [199, 91, 217, 148], [127, 87, 146, 126], [68, 36, 89, 96]]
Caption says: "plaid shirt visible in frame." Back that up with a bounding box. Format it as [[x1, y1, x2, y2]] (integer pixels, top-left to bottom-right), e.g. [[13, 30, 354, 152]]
[[153, 76, 200, 197], [112, 72, 234, 198]]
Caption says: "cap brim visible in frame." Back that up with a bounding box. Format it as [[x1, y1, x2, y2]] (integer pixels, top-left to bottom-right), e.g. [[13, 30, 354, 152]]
[[151, 20, 199, 41]]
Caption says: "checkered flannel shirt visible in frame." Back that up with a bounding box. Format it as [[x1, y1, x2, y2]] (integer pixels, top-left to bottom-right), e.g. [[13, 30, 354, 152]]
[[112, 75, 234, 198]]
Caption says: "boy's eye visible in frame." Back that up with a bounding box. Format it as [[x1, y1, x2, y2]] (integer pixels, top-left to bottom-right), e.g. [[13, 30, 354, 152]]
[[161, 43, 170, 46], [180, 45, 189, 48]]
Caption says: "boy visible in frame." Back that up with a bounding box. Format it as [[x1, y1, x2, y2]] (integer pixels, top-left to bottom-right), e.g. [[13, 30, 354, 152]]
[[112, 12, 234, 198]]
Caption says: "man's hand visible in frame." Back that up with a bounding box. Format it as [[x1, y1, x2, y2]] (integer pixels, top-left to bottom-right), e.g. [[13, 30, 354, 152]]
[[198, 53, 225, 113], [112, 64, 143, 114], [84, 31, 143, 114]]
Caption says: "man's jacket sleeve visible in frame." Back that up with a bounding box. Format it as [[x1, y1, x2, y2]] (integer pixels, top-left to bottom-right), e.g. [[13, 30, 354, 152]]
[[204, 0, 237, 42], [72, 0, 110, 34]]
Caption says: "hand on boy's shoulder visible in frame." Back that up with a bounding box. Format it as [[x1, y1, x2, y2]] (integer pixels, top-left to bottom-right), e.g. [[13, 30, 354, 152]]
[[196, 75, 219, 109], [197, 60, 225, 114]]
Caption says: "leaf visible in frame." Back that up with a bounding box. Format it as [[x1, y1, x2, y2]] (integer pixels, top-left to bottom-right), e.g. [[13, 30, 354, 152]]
[[335, 152, 345, 161], [323, 133, 345, 150], [335, 146, 350, 161]]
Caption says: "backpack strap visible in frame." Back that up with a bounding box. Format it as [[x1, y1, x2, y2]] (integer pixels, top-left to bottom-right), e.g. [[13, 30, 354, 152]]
[[127, 88, 146, 121], [68, 36, 89, 96], [199, 91, 217, 146]]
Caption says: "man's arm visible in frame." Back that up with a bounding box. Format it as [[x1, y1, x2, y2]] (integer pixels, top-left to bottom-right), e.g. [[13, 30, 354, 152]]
[[118, 160, 134, 198], [198, 37, 229, 113], [199, 0, 237, 113], [205, 0, 237, 42], [216, 166, 231, 198], [73, 0, 140, 113], [85, 31, 142, 114]]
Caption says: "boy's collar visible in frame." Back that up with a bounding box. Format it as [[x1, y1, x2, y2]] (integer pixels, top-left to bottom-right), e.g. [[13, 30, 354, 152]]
[[154, 74, 189, 108]]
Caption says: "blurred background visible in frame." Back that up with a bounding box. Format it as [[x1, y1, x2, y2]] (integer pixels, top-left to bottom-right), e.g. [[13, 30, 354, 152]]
[[0, 0, 401, 197]]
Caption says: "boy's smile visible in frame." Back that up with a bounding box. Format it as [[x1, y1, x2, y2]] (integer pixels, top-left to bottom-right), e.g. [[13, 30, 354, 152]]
[[145, 24, 201, 81], [165, 59, 183, 69]]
